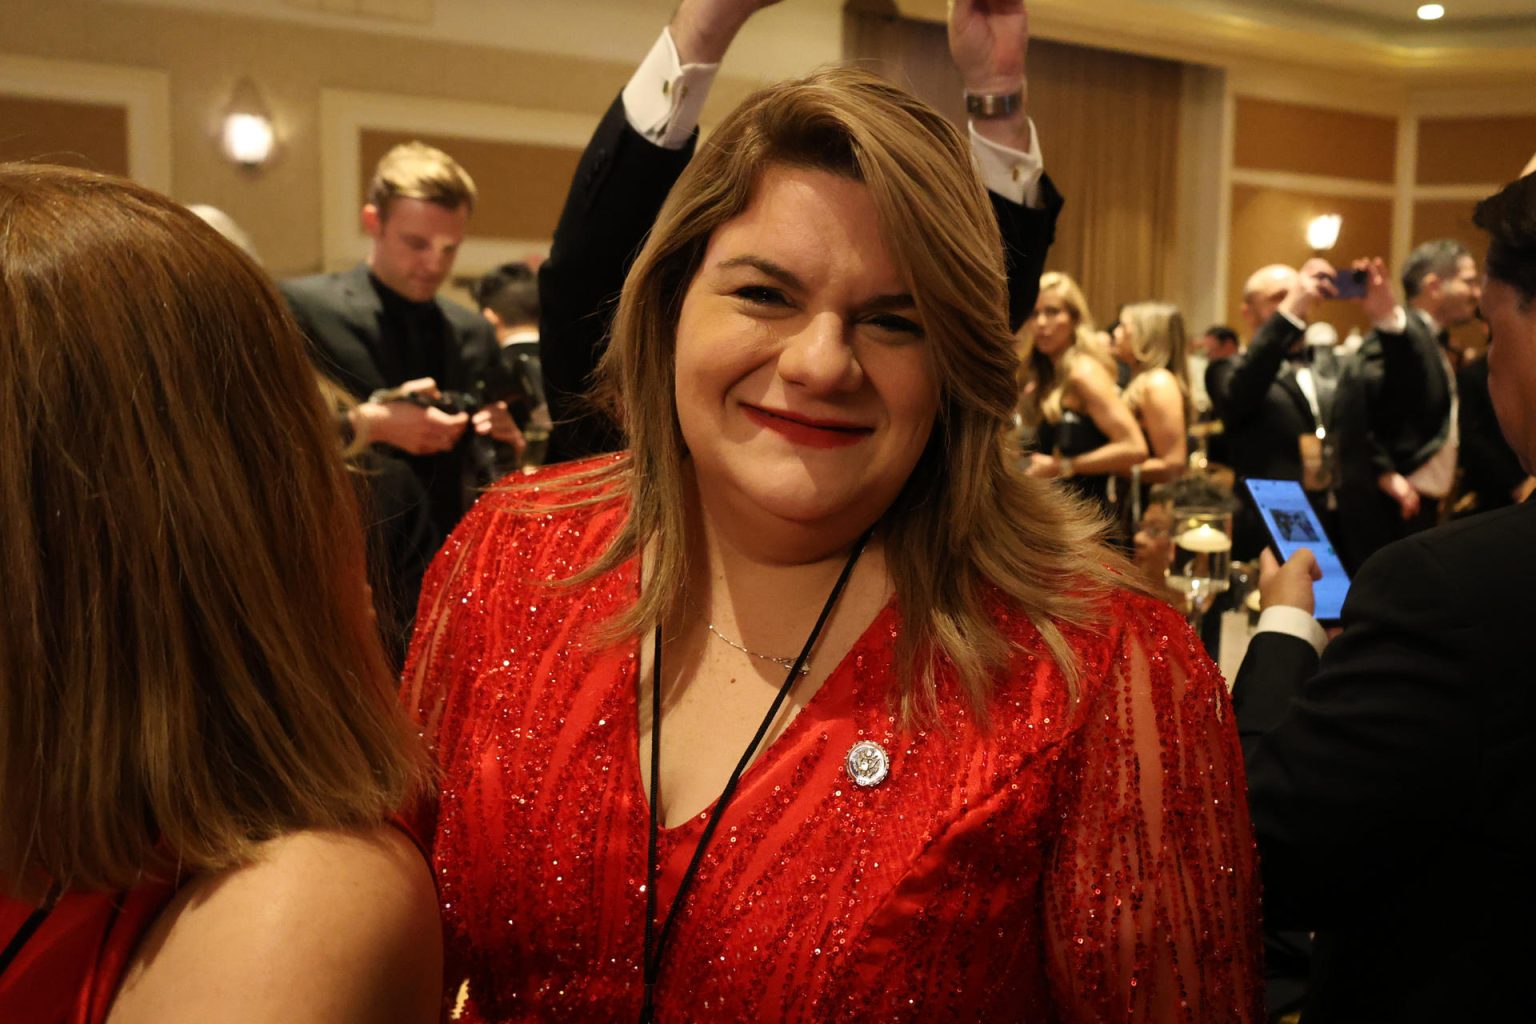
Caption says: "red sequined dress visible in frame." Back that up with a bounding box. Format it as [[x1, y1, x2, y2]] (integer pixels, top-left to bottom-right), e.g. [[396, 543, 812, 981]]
[[403, 463, 1261, 1023]]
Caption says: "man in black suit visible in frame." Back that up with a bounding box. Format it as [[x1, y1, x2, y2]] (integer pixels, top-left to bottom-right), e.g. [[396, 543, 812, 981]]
[[1212, 259, 1393, 560], [540, 0, 1063, 463], [282, 142, 523, 541], [1335, 239, 1482, 569], [1455, 350, 1534, 515], [1233, 169, 1536, 1023]]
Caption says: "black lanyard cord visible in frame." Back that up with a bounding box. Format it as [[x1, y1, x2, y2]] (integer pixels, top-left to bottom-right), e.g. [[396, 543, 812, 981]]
[[638, 528, 872, 1023], [0, 881, 62, 982]]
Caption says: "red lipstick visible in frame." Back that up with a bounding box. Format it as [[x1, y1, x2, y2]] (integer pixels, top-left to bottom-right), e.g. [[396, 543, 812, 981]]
[[741, 405, 871, 449]]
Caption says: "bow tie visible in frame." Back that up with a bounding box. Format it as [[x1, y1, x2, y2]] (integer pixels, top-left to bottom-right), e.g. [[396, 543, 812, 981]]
[[1285, 346, 1314, 367]]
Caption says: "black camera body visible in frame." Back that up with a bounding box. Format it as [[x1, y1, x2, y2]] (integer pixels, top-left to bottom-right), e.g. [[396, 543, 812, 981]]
[[406, 390, 483, 416]]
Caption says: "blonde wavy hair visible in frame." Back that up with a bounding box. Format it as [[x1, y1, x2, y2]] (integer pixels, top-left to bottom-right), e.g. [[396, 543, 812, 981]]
[[559, 67, 1137, 721], [1119, 300, 1192, 410], [1016, 271, 1114, 429]]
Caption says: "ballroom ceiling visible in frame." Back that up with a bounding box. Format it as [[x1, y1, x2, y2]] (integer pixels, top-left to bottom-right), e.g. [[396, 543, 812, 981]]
[[1172, 0, 1536, 45]]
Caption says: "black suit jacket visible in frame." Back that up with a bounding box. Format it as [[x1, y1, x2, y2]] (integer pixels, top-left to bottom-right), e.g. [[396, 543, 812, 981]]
[[540, 94, 1065, 464], [1332, 310, 1455, 567], [1233, 499, 1536, 1023], [1210, 312, 1339, 558], [281, 263, 506, 534], [1457, 354, 1526, 514]]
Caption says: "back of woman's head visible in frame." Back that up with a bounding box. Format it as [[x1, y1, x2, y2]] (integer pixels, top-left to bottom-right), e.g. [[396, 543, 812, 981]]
[[1120, 300, 1188, 375], [0, 164, 427, 891]]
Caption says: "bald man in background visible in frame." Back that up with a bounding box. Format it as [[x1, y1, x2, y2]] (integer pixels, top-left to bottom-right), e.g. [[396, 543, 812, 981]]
[[1211, 259, 1392, 560]]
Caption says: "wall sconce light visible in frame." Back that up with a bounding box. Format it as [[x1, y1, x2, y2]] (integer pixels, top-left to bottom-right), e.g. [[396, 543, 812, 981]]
[[220, 77, 275, 169], [1306, 214, 1342, 251]]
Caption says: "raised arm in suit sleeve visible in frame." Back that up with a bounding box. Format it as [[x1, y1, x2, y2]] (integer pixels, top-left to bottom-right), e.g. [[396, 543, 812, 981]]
[[538, 95, 694, 463], [1232, 534, 1479, 931], [992, 173, 1062, 333], [1210, 311, 1303, 430]]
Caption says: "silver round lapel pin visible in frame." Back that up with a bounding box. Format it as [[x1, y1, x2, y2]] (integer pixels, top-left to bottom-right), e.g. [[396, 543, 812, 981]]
[[845, 740, 890, 788]]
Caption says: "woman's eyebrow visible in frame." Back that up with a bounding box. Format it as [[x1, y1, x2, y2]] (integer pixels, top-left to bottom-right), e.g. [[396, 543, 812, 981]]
[[718, 255, 913, 309], [717, 255, 803, 290]]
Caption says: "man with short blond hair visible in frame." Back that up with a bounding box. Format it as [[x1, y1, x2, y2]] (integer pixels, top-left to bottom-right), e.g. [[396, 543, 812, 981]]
[[283, 141, 523, 618], [365, 140, 478, 215]]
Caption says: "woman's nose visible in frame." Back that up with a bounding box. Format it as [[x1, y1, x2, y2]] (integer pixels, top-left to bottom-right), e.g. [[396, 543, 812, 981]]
[[776, 312, 863, 394]]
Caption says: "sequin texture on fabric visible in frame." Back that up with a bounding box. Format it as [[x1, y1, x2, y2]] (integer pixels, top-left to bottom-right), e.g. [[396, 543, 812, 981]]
[[401, 461, 1262, 1023]]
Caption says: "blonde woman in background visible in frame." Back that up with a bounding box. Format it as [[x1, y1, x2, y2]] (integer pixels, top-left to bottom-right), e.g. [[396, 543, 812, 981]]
[[1017, 271, 1146, 514], [1114, 300, 1193, 484]]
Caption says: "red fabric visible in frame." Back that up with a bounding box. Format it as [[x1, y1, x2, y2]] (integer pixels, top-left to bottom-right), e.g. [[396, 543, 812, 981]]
[[0, 881, 177, 1024], [403, 462, 1262, 1022]]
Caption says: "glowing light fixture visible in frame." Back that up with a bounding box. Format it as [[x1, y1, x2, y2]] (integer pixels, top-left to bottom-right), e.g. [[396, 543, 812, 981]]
[[1417, 4, 1445, 21], [1306, 214, 1342, 251], [220, 77, 276, 169]]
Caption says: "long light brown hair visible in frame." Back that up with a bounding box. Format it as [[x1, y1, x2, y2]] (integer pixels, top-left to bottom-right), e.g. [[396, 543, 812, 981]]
[[0, 164, 430, 891], [1016, 271, 1115, 428], [1119, 300, 1193, 405], [556, 68, 1137, 721]]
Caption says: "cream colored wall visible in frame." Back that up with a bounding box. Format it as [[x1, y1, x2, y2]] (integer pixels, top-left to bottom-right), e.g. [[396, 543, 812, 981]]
[[0, 0, 795, 278], [7, 0, 1535, 295]]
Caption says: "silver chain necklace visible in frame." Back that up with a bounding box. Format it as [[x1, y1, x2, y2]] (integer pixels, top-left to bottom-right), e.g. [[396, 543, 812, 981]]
[[705, 621, 811, 675]]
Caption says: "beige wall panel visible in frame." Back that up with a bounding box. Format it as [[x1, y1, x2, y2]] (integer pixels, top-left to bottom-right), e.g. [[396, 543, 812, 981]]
[[357, 131, 580, 241], [2, 0, 765, 279], [0, 95, 129, 175], [1233, 97, 1397, 184], [1417, 115, 1536, 186], [1228, 184, 1392, 338]]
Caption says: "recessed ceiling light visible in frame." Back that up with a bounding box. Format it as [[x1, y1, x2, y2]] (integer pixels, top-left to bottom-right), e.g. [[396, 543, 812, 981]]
[[1417, 4, 1446, 20]]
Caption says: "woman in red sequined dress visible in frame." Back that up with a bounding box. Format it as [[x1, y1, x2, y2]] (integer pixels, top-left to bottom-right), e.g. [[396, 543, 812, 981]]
[[403, 7, 1262, 1023]]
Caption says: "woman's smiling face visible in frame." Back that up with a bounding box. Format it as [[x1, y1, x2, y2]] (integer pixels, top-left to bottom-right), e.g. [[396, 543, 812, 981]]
[[673, 164, 940, 537]]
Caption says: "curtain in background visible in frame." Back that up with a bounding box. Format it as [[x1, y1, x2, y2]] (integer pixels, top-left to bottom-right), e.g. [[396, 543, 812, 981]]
[[843, 3, 1183, 328]]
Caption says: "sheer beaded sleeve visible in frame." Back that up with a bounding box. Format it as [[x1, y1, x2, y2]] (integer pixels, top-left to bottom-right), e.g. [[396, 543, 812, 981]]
[[1043, 595, 1262, 1022], [400, 497, 510, 776]]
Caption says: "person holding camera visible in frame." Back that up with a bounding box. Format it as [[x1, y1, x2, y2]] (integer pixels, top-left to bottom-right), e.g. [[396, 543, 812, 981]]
[[282, 142, 526, 549], [1234, 168, 1536, 1024], [1334, 239, 1483, 568], [1212, 258, 1394, 563]]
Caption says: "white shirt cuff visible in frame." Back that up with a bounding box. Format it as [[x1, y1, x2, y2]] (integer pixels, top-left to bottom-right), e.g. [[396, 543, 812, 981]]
[[1374, 305, 1408, 335], [1277, 309, 1306, 332], [1256, 605, 1328, 657], [621, 28, 719, 151], [969, 119, 1044, 208]]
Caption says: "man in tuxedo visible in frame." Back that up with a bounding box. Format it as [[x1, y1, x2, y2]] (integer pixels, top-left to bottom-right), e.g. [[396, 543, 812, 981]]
[[475, 261, 551, 465], [282, 142, 523, 542], [1212, 260, 1392, 560], [1233, 169, 1536, 1023], [539, 0, 1063, 463], [1335, 239, 1481, 569]]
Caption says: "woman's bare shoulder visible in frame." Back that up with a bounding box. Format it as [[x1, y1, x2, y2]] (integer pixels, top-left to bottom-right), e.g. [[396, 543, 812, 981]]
[[108, 827, 441, 1024]]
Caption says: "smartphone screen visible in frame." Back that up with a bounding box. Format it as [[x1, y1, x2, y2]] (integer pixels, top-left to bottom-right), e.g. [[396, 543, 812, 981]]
[[1243, 478, 1351, 623], [1331, 268, 1367, 300]]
